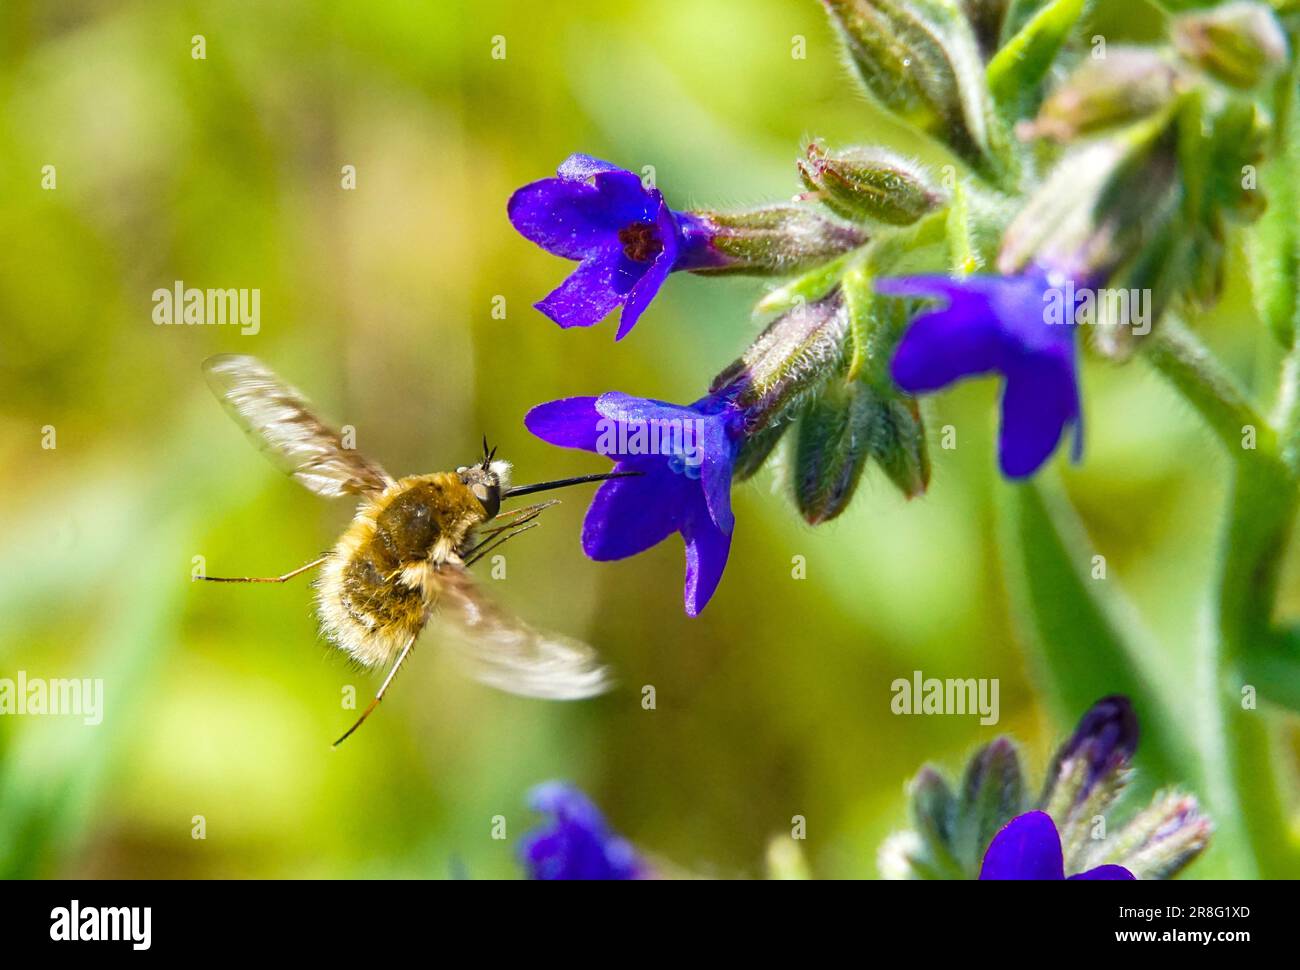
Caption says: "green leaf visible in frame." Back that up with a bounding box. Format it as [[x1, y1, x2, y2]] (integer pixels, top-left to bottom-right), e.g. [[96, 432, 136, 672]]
[[986, 0, 1088, 114], [999, 0, 1048, 44]]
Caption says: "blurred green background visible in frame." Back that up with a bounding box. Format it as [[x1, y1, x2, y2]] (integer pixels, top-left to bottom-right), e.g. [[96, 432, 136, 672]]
[[0, 0, 1294, 879]]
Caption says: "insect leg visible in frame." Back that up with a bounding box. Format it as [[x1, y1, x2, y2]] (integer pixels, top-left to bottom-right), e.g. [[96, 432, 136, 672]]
[[463, 521, 541, 567], [332, 633, 417, 748], [201, 555, 327, 583], [482, 499, 559, 531]]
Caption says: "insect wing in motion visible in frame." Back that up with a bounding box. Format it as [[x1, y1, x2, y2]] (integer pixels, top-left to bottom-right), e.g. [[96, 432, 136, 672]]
[[203, 354, 394, 499], [434, 565, 612, 700]]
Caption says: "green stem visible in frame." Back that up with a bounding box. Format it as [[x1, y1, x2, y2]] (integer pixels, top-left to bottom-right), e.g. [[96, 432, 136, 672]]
[[1212, 459, 1298, 877], [1143, 318, 1300, 877], [1142, 317, 1275, 460]]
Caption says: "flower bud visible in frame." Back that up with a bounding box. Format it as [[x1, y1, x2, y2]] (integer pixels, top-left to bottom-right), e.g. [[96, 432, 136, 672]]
[[688, 205, 866, 277], [1203, 98, 1269, 224], [999, 117, 1180, 282], [1040, 695, 1137, 826], [1099, 791, 1213, 880], [798, 142, 947, 226], [1095, 97, 1267, 359], [871, 394, 931, 499], [821, 0, 995, 171], [731, 421, 790, 482], [1172, 1, 1288, 89], [1022, 48, 1181, 143], [910, 766, 958, 857], [885, 766, 967, 878], [793, 379, 875, 523], [711, 292, 850, 433], [953, 738, 1025, 873]]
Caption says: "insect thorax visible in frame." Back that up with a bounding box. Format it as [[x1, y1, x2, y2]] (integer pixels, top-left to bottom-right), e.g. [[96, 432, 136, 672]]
[[371, 473, 487, 563]]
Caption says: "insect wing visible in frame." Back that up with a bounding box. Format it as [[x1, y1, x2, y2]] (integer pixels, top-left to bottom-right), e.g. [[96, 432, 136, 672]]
[[433, 566, 612, 700], [203, 354, 394, 499]]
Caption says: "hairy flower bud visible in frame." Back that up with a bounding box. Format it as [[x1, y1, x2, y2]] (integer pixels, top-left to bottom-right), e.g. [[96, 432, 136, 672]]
[[711, 292, 850, 436], [1094, 791, 1213, 880], [910, 766, 958, 855], [798, 142, 947, 226], [1172, 1, 1289, 88], [871, 394, 931, 498], [793, 379, 875, 523], [1022, 48, 1181, 143], [999, 117, 1180, 283], [1054, 695, 1139, 792], [821, 0, 996, 172], [878, 766, 967, 879], [1041, 695, 1138, 815], [731, 421, 790, 482], [689, 205, 866, 276], [953, 738, 1025, 873]]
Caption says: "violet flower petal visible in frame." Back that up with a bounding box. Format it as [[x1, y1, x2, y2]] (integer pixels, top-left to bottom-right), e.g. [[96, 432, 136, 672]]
[[883, 271, 1084, 478], [523, 396, 603, 451], [683, 499, 733, 617], [536, 250, 637, 330], [889, 300, 1007, 392], [979, 811, 1067, 880], [617, 200, 679, 340], [999, 354, 1081, 479], [1069, 865, 1136, 880], [557, 153, 623, 181], [507, 179, 617, 260], [581, 468, 683, 561]]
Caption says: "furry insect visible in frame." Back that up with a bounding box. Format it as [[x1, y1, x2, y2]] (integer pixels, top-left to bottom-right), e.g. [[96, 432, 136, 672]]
[[200, 355, 628, 746]]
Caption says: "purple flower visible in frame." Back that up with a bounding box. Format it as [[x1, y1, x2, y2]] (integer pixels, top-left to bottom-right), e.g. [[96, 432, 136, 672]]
[[519, 782, 645, 880], [525, 390, 747, 616], [508, 154, 721, 339], [979, 811, 1134, 880], [877, 271, 1083, 479]]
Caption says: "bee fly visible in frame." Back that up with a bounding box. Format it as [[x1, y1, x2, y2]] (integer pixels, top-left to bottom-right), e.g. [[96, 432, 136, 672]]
[[200, 354, 629, 746]]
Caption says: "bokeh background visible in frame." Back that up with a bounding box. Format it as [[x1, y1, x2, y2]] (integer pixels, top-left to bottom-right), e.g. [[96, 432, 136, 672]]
[[0, 0, 1294, 879]]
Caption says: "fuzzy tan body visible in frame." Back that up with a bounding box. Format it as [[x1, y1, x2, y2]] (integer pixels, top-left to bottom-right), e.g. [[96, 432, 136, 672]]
[[315, 473, 489, 668]]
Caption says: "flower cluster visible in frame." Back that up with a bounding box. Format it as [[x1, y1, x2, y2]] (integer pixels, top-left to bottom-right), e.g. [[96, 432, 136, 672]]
[[879, 696, 1213, 880], [508, 0, 1287, 616]]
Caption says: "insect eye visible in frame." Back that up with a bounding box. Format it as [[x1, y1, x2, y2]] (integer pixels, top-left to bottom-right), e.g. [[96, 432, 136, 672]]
[[471, 481, 500, 518]]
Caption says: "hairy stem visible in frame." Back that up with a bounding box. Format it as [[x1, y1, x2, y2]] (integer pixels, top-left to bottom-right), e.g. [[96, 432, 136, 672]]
[[1144, 318, 1300, 876], [1143, 317, 1274, 460]]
